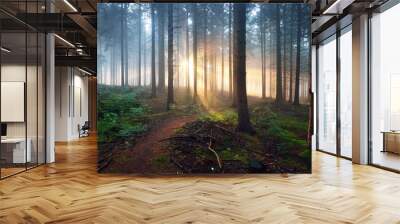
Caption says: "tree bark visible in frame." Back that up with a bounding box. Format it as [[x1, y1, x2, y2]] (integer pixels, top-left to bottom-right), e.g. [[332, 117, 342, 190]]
[[138, 5, 142, 87], [275, 5, 283, 104], [234, 3, 253, 134], [259, 5, 266, 99], [120, 4, 125, 86], [289, 7, 294, 103], [203, 6, 208, 102], [282, 6, 287, 101], [221, 9, 225, 96], [231, 4, 237, 107], [123, 4, 128, 86], [293, 5, 302, 105], [167, 4, 174, 110], [151, 5, 156, 97], [269, 18, 273, 98], [186, 7, 190, 92], [158, 4, 166, 92], [192, 4, 198, 101], [228, 3, 233, 99]]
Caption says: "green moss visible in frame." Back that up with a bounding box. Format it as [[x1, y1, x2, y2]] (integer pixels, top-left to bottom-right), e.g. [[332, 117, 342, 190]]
[[199, 110, 238, 125], [220, 148, 249, 164]]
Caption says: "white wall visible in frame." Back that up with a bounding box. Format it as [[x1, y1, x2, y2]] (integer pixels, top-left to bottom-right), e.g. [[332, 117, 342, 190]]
[[55, 67, 89, 141], [1, 63, 46, 164], [1, 65, 37, 138], [1, 65, 26, 139], [311, 45, 316, 151]]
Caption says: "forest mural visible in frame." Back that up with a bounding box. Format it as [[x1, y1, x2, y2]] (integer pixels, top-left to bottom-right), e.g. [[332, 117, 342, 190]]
[[97, 3, 312, 174]]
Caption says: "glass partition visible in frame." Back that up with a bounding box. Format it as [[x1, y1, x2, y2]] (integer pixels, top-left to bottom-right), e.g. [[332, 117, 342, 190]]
[[370, 3, 400, 171], [339, 26, 352, 158], [317, 35, 337, 154], [0, 1, 46, 179], [1, 31, 28, 177], [38, 32, 46, 165], [27, 31, 38, 169]]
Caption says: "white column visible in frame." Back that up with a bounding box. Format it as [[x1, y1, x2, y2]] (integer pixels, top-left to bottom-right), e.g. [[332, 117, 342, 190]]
[[352, 14, 369, 164], [46, 32, 55, 163]]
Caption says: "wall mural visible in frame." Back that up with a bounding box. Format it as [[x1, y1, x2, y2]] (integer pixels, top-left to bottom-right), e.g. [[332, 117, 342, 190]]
[[97, 3, 312, 174]]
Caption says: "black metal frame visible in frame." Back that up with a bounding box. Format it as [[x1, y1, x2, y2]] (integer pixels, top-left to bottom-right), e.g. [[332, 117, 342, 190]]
[[0, 0, 47, 180], [315, 23, 353, 161]]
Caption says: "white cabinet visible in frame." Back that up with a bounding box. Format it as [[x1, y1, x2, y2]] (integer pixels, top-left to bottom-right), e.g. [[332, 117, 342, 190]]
[[1, 138, 32, 163]]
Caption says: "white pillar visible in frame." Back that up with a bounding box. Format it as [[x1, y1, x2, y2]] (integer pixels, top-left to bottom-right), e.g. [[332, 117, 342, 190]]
[[352, 14, 369, 164], [46, 32, 55, 163]]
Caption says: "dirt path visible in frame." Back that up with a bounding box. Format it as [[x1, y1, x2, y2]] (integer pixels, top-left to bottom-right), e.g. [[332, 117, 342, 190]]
[[109, 115, 196, 173]]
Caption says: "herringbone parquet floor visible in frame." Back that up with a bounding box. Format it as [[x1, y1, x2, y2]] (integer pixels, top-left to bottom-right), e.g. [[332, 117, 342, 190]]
[[1, 136, 400, 224]]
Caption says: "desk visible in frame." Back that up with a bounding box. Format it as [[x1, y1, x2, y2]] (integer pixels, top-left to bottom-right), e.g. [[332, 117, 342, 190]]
[[1, 138, 31, 163], [382, 131, 400, 154]]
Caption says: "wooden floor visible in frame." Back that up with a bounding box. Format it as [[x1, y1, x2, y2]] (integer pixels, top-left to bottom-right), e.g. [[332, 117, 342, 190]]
[[1, 136, 400, 224]]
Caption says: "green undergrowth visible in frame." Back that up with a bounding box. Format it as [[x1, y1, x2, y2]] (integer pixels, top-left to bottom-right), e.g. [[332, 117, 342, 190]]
[[252, 103, 310, 172], [162, 102, 311, 173], [97, 85, 150, 144]]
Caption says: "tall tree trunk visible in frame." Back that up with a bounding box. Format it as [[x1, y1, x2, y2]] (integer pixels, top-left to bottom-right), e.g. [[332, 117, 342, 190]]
[[289, 7, 294, 103], [203, 6, 208, 102], [176, 17, 180, 89], [186, 7, 190, 92], [259, 6, 266, 99], [293, 5, 302, 105], [151, 5, 156, 97], [234, 3, 253, 134], [167, 4, 174, 110], [124, 7, 129, 85], [120, 4, 125, 86], [269, 27, 273, 98], [231, 4, 237, 107], [158, 4, 166, 92], [275, 5, 283, 104], [138, 5, 142, 87], [192, 4, 198, 101], [228, 3, 233, 99], [124, 4, 128, 86], [111, 44, 115, 85], [142, 32, 148, 86], [220, 7, 225, 96], [282, 8, 287, 101]]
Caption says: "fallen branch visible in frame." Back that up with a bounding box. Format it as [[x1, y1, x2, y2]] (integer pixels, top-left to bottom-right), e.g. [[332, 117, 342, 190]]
[[207, 131, 222, 169], [170, 156, 187, 173]]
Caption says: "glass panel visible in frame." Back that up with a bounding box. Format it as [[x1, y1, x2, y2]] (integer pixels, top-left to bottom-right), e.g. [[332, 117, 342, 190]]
[[27, 31, 38, 169], [312, 45, 317, 151], [38, 33, 46, 165], [371, 4, 400, 171], [339, 28, 352, 158], [317, 36, 337, 154], [1, 31, 27, 177], [0, 1, 46, 179]]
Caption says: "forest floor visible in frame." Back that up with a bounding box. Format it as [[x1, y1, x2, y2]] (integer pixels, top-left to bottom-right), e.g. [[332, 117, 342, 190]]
[[98, 86, 311, 174], [106, 115, 196, 173]]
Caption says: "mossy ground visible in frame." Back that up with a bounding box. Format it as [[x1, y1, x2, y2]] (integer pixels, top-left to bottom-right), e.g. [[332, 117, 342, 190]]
[[98, 85, 311, 173]]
